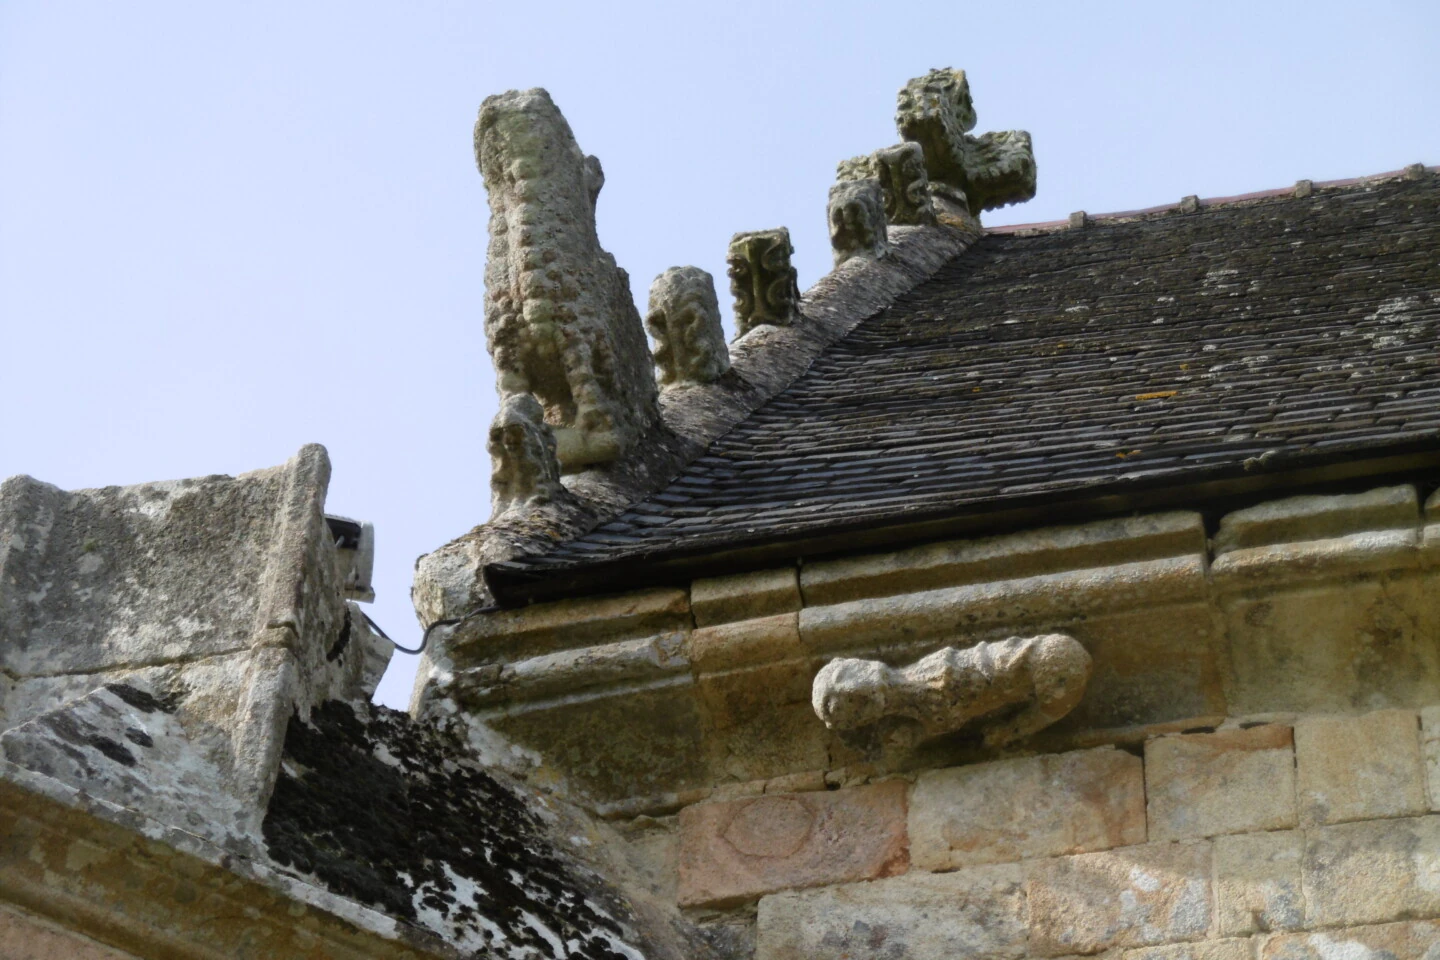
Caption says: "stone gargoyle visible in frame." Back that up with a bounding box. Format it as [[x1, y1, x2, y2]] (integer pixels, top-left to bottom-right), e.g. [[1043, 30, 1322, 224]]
[[811, 633, 1091, 748]]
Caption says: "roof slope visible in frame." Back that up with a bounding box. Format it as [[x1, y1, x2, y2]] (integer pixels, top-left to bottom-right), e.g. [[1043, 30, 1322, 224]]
[[493, 173, 1440, 593]]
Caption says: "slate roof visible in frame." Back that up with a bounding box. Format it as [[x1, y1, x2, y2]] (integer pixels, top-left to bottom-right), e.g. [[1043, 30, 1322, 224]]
[[491, 171, 1440, 594]]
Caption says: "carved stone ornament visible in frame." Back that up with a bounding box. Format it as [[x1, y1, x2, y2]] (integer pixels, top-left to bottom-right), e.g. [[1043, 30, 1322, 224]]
[[828, 179, 891, 267], [487, 393, 567, 516], [812, 633, 1092, 748], [646, 266, 730, 388], [836, 141, 936, 226], [475, 88, 658, 472], [726, 228, 800, 338], [894, 68, 1037, 221]]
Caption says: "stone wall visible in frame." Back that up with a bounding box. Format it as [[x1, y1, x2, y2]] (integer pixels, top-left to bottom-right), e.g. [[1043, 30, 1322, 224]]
[[667, 708, 1440, 958], [414, 481, 1440, 957]]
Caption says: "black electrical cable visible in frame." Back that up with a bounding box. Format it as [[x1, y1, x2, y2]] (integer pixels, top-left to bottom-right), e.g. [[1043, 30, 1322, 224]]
[[360, 606, 496, 656]]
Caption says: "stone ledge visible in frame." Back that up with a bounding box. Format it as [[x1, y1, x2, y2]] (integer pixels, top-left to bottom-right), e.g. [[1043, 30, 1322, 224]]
[[799, 512, 1206, 608], [692, 569, 801, 628], [1213, 485, 1419, 556]]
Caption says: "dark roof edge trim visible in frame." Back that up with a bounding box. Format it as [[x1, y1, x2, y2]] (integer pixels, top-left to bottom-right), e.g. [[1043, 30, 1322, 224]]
[[486, 440, 1440, 605]]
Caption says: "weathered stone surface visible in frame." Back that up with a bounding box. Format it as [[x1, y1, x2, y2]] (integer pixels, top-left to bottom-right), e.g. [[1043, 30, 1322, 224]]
[[1, 680, 252, 847], [837, 141, 936, 226], [894, 68, 1036, 218], [488, 393, 572, 516], [828, 179, 890, 267], [1263, 921, 1440, 959], [1124, 942, 1251, 960], [647, 266, 730, 388], [1027, 843, 1212, 956], [1145, 724, 1297, 840], [1303, 814, 1440, 927], [698, 658, 829, 786], [756, 865, 1026, 960], [1224, 572, 1440, 715], [909, 747, 1143, 870], [1213, 829, 1304, 936], [475, 88, 657, 471], [464, 631, 690, 706], [799, 512, 1206, 607], [677, 781, 908, 907], [692, 568, 801, 629], [813, 634, 1091, 748], [0, 447, 383, 840], [437, 587, 690, 665], [0, 904, 138, 960], [1295, 709, 1426, 826], [1213, 484, 1419, 555], [1423, 705, 1440, 810], [689, 614, 802, 671], [727, 228, 799, 337], [487, 681, 707, 805]]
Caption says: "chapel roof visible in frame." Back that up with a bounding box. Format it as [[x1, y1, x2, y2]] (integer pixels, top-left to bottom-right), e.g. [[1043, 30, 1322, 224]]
[[488, 169, 1440, 599]]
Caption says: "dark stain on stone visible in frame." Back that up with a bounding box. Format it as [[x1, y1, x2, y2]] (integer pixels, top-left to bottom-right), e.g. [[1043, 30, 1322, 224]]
[[106, 682, 181, 714], [43, 711, 137, 767], [124, 726, 154, 748], [262, 700, 638, 958], [326, 608, 352, 663]]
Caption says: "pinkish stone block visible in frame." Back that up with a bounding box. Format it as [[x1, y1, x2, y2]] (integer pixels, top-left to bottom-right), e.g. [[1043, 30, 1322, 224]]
[[677, 781, 909, 907]]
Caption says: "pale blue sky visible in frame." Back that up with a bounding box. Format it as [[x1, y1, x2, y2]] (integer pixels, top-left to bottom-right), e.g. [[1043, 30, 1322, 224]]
[[3, 1, 1437, 708]]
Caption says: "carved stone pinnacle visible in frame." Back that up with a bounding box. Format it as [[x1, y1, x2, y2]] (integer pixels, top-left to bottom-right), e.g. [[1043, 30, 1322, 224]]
[[726, 228, 800, 338], [894, 68, 1037, 223], [475, 88, 658, 474], [646, 267, 730, 388], [812, 634, 1091, 748], [828, 179, 890, 267]]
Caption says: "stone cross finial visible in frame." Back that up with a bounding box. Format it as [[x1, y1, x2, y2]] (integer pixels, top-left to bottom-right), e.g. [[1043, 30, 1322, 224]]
[[895, 68, 1036, 222], [812, 634, 1091, 748], [646, 267, 730, 388], [487, 394, 567, 515], [836, 142, 936, 226], [827, 179, 890, 267], [475, 88, 658, 473], [726, 228, 800, 338]]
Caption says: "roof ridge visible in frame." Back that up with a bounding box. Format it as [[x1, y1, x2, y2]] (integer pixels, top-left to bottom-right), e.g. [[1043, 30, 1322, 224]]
[[414, 223, 983, 614], [987, 163, 1436, 236]]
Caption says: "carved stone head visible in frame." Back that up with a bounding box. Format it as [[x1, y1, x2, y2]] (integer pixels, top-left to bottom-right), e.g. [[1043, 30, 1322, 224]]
[[828, 179, 890, 267], [646, 267, 730, 388], [812, 657, 894, 731], [488, 393, 565, 516], [726, 228, 800, 338]]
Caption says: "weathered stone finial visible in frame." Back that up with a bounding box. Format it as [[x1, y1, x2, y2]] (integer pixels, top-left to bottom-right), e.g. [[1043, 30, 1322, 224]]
[[488, 394, 567, 515], [727, 228, 800, 338], [828, 179, 890, 267], [895, 68, 1036, 222], [812, 634, 1092, 748], [646, 267, 730, 388], [475, 88, 658, 472], [836, 142, 936, 226]]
